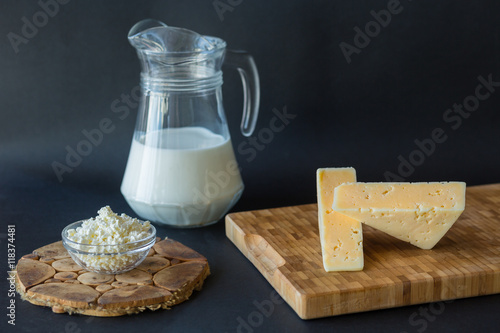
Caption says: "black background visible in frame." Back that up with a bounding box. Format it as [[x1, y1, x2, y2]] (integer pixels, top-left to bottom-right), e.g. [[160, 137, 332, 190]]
[[1, 1, 499, 332]]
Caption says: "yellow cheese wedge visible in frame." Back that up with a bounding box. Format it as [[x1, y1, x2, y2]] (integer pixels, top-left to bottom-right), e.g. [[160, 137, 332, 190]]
[[317, 168, 363, 272], [332, 182, 466, 249]]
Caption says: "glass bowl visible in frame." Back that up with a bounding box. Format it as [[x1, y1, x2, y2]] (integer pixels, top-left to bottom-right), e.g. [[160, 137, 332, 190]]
[[61, 220, 156, 274]]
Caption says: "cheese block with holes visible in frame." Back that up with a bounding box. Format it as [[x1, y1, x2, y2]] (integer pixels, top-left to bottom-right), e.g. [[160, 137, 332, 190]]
[[332, 182, 466, 249], [316, 168, 363, 271]]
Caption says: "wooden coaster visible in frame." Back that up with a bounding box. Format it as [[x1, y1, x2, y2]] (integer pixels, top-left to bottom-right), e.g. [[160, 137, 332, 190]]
[[16, 238, 210, 317]]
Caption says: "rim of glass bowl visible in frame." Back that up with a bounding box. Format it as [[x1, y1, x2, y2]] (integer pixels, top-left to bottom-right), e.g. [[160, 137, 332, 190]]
[[61, 220, 156, 256]]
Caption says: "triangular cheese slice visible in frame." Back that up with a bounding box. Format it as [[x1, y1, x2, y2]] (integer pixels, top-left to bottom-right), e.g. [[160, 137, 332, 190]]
[[332, 182, 466, 249]]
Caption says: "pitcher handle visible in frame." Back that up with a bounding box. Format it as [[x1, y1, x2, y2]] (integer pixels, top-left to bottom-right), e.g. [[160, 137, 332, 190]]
[[224, 50, 260, 137]]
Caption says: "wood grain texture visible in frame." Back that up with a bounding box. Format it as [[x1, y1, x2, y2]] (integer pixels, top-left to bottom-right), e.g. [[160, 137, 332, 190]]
[[225, 184, 500, 319], [16, 238, 210, 316]]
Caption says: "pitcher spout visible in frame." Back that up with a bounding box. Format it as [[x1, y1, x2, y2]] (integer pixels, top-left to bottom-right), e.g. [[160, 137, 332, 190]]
[[128, 19, 226, 80]]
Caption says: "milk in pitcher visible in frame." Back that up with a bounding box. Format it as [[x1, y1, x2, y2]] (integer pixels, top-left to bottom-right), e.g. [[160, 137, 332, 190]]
[[123, 20, 260, 227], [121, 127, 244, 227]]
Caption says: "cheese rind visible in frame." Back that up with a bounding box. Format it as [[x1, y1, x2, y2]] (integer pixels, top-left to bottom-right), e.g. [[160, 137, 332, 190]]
[[317, 168, 363, 272], [332, 182, 466, 249]]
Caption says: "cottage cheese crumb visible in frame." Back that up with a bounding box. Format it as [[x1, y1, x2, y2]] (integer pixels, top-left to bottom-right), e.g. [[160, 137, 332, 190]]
[[67, 206, 151, 245], [66, 206, 152, 273]]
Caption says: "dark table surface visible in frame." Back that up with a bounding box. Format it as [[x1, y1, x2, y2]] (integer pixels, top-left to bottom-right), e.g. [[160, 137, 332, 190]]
[[2, 0, 500, 332], [1, 159, 499, 333]]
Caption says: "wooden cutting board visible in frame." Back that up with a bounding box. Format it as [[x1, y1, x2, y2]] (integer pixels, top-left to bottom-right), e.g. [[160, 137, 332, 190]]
[[225, 183, 500, 319]]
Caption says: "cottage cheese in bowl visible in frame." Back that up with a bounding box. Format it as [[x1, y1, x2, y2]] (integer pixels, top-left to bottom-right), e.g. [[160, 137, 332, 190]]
[[62, 206, 156, 274]]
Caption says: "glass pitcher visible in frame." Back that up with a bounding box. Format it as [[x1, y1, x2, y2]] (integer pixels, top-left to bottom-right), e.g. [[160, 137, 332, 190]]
[[121, 19, 259, 228]]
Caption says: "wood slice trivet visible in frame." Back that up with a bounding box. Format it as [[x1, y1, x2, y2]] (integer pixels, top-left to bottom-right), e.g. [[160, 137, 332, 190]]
[[15, 238, 210, 317]]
